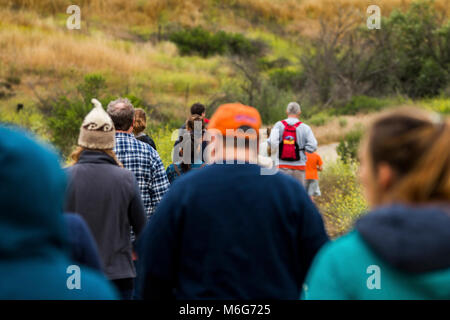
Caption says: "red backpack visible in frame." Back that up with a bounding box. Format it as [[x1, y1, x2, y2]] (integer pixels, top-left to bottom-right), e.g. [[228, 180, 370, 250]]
[[279, 120, 302, 161]]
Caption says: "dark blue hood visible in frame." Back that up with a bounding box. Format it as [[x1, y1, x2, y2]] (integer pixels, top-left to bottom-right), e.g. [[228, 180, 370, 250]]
[[356, 203, 450, 273], [0, 125, 68, 259]]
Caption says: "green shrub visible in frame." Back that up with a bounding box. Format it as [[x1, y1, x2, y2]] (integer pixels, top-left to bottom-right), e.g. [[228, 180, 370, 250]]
[[0, 106, 49, 140], [315, 160, 368, 238], [307, 112, 330, 126], [338, 117, 348, 128], [337, 127, 363, 163], [383, 1, 450, 98], [268, 68, 304, 91], [336, 95, 390, 115], [147, 124, 178, 168], [169, 27, 261, 58]]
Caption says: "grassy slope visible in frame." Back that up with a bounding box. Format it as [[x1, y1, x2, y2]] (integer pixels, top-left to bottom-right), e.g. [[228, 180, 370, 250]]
[[0, 0, 449, 131]]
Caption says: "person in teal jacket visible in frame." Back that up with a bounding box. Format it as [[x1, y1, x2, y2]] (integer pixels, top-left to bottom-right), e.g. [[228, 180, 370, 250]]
[[0, 125, 118, 299], [302, 108, 450, 300]]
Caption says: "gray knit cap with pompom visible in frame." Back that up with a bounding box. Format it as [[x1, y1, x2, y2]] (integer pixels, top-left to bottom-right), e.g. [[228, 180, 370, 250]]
[[78, 99, 116, 150]]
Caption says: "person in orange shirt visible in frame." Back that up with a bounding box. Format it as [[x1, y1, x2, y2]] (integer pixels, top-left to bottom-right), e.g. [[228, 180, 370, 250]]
[[305, 151, 323, 200]]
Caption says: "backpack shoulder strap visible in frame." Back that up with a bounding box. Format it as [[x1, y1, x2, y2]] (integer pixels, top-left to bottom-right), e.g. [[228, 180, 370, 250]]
[[281, 120, 289, 127], [294, 121, 302, 128], [173, 163, 181, 176]]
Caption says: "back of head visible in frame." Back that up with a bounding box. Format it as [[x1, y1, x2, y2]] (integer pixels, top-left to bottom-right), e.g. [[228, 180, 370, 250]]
[[0, 126, 67, 259], [190, 103, 206, 116], [186, 114, 205, 132], [133, 108, 147, 135], [286, 102, 301, 115], [107, 97, 135, 131], [363, 107, 450, 204]]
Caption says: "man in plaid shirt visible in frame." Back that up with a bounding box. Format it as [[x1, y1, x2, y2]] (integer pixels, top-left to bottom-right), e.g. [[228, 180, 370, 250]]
[[107, 98, 169, 218]]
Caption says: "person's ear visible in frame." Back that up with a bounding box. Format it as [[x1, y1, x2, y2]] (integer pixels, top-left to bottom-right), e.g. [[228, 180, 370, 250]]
[[376, 163, 396, 192]]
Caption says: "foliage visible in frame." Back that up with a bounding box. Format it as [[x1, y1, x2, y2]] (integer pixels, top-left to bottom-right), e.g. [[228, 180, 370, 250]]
[[0, 106, 49, 140], [147, 124, 178, 168], [337, 127, 363, 163], [169, 27, 262, 58], [300, 1, 450, 108], [383, 2, 450, 98], [335, 95, 392, 115], [315, 160, 368, 239], [307, 112, 330, 126], [338, 117, 348, 128], [268, 68, 304, 91], [37, 74, 151, 157]]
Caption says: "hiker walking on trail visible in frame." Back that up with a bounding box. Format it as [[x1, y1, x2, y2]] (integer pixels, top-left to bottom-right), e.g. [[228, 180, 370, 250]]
[[302, 108, 450, 300], [135, 103, 329, 300], [305, 151, 323, 201], [65, 99, 147, 300], [268, 102, 317, 186], [173, 103, 209, 162], [166, 114, 206, 184], [0, 125, 117, 299], [107, 98, 170, 219]]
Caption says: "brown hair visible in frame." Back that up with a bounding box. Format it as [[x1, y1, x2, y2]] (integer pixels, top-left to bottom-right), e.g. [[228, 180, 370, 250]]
[[70, 146, 123, 167], [363, 107, 450, 204], [133, 108, 147, 135], [186, 114, 204, 132], [178, 115, 204, 172]]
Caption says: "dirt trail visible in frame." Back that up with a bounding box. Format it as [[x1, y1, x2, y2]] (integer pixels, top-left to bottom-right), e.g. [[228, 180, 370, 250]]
[[316, 142, 339, 166]]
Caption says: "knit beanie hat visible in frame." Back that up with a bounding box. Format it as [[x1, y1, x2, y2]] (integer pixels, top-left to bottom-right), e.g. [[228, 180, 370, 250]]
[[78, 99, 115, 150]]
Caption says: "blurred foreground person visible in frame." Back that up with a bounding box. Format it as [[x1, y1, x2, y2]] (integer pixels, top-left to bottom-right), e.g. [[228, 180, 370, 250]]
[[303, 108, 450, 300], [65, 99, 146, 300], [136, 103, 328, 300], [133, 108, 157, 151], [64, 213, 102, 271], [166, 114, 205, 184], [0, 125, 117, 299]]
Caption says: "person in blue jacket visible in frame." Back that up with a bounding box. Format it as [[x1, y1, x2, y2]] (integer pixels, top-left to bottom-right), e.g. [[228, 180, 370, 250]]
[[135, 103, 329, 300], [302, 108, 450, 300], [64, 213, 103, 271], [0, 124, 118, 299]]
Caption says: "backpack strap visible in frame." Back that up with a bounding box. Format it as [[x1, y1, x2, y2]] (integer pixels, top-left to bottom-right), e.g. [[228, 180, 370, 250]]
[[281, 120, 302, 128], [173, 163, 181, 176]]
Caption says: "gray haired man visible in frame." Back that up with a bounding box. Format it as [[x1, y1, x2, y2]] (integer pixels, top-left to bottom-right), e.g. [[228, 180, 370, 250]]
[[268, 102, 317, 186], [107, 98, 169, 219]]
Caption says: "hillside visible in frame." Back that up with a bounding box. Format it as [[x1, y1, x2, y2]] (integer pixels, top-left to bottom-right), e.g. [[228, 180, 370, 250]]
[[0, 0, 449, 150]]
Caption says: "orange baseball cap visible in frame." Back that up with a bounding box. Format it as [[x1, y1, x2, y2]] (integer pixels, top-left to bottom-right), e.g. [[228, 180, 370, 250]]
[[208, 103, 262, 139]]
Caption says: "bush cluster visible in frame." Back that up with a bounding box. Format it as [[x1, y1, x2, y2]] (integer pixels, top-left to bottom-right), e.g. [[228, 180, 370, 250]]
[[337, 128, 364, 163], [315, 160, 368, 238], [169, 27, 262, 58]]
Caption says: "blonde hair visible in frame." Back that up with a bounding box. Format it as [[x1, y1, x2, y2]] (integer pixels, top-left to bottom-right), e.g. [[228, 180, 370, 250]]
[[363, 107, 450, 204], [133, 108, 147, 135], [70, 146, 123, 167]]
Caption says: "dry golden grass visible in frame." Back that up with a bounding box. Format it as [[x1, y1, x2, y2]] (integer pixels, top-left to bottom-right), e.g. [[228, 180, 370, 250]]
[[0, 28, 159, 76], [2, 0, 448, 32], [310, 113, 378, 145]]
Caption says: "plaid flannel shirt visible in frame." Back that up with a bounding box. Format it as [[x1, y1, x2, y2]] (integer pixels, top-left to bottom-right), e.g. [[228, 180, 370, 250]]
[[114, 132, 169, 218]]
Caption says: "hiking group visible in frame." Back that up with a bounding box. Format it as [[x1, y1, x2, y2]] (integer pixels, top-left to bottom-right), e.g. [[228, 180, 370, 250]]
[[0, 97, 449, 300]]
